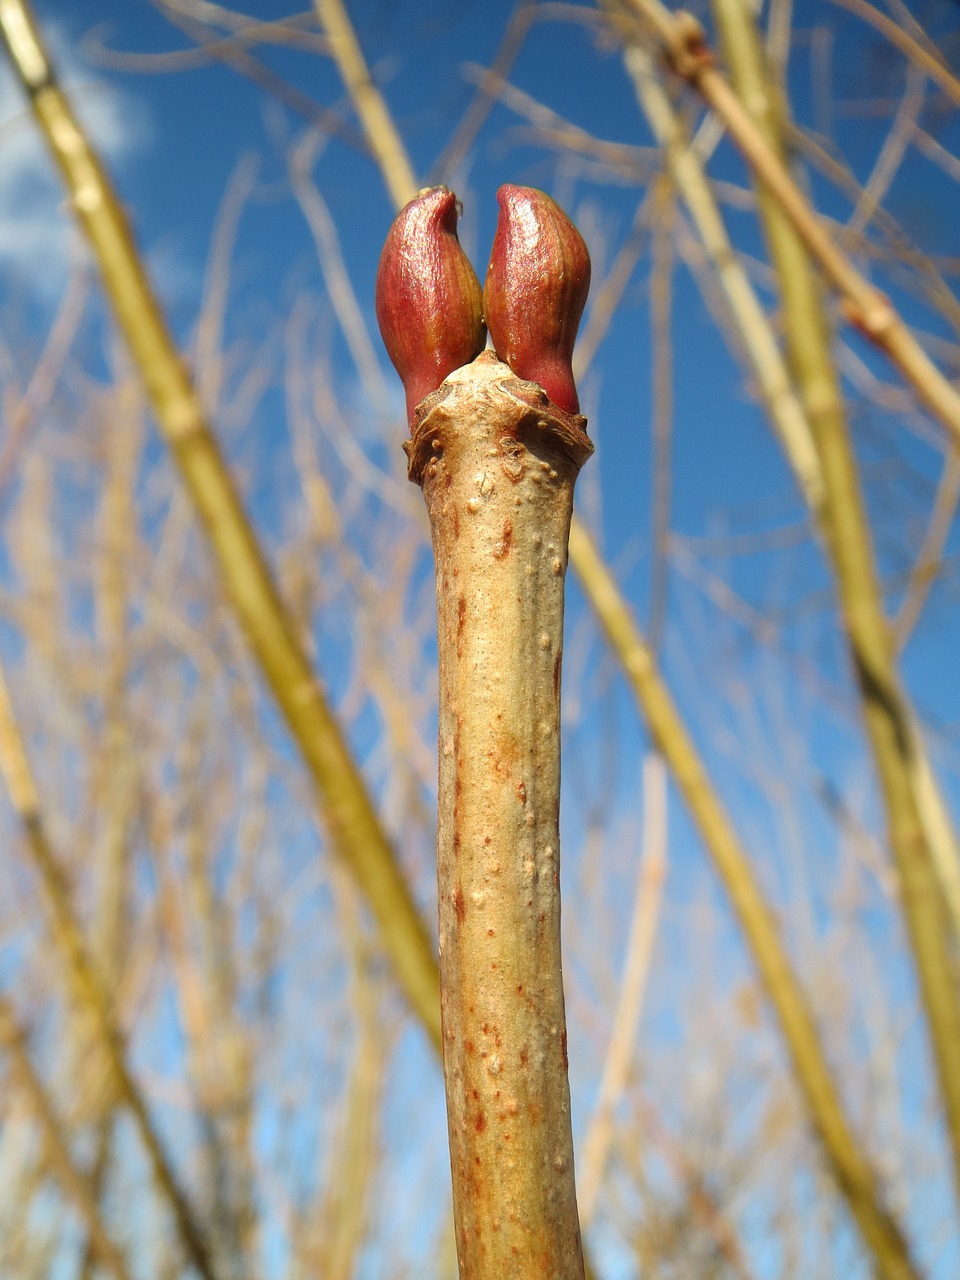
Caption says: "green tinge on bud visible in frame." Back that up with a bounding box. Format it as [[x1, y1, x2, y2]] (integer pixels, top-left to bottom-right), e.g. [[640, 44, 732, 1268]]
[[483, 185, 590, 415], [375, 186, 486, 425]]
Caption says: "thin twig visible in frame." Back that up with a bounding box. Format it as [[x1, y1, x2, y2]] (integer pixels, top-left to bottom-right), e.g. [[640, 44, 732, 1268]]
[[893, 450, 960, 649], [828, 0, 960, 111], [312, 0, 417, 211], [0, 660, 220, 1280], [432, 0, 537, 183], [612, 34, 825, 515], [0, 998, 132, 1280], [648, 176, 675, 655], [616, 0, 960, 449], [578, 752, 668, 1227]]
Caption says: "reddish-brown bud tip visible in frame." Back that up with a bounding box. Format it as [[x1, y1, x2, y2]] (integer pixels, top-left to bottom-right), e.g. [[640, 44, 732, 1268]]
[[375, 186, 486, 425], [483, 185, 590, 415]]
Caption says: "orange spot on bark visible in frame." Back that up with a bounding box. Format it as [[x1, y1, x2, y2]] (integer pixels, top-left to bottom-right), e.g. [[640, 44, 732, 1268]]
[[456, 594, 466, 657], [493, 519, 513, 559]]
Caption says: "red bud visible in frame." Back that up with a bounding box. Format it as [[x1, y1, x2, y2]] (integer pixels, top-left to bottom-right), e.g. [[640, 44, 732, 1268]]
[[375, 186, 486, 425], [483, 185, 590, 415]]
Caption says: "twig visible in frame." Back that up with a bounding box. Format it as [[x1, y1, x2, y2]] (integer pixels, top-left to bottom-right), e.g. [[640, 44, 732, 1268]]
[[846, 63, 925, 238], [0, 268, 87, 495], [893, 450, 960, 649], [612, 34, 825, 515], [578, 752, 667, 1227], [616, 0, 960, 450], [828, 0, 960, 111], [0, 998, 132, 1280], [648, 177, 675, 654], [432, 1, 537, 183], [289, 129, 392, 411], [0, 660, 220, 1280], [408, 354, 590, 1278], [312, 0, 417, 212]]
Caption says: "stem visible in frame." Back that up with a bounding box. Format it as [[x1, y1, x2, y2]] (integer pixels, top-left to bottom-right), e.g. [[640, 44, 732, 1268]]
[[409, 353, 590, 1279]]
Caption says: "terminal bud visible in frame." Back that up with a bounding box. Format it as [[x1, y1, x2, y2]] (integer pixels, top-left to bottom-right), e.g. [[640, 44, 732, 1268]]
[[483, 185, 590, 415], [376, 186, 486, 425]]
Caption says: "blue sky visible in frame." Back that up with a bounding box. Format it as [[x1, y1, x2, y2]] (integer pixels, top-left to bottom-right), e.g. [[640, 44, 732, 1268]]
[[3, 0, 960, 1275]]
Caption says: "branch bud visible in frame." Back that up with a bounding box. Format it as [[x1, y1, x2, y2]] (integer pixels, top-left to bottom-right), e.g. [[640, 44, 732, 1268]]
[[375, 186, 486, 425], [483, 185, 591, 415]]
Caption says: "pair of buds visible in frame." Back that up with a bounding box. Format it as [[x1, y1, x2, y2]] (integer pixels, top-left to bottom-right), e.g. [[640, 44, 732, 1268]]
[[375, 185, 590, 425]]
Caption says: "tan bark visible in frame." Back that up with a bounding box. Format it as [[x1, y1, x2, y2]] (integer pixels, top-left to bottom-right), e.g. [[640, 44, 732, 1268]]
[[409, 352, 590, 1279]]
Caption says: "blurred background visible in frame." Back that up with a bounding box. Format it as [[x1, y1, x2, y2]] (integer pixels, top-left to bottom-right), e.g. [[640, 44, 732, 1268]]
[[0, 0, 959, 1275]]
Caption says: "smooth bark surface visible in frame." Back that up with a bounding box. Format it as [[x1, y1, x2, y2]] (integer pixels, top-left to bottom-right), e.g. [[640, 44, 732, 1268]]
[[410, 352, 590, 1279]]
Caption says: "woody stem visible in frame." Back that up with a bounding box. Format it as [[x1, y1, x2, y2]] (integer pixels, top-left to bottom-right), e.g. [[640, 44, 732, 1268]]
[[409, 351, 591, 1279]]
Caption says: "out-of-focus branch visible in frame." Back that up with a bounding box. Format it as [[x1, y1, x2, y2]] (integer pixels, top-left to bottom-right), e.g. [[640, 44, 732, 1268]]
[[0, 998, 132, 1280], [578, 752, 667, 1227], [588, 58, 926, 1260], [0, 0, 441, 1051], [648, 177, 675, 654], [293, 869, 384, 1279], [566, 520, 921, 1280], [713, 0, 960, 1212], [612, 0, 960, 451], [146, 0, 362, 146], [828, 0, 960, 111], [610, 35, 825, 516], [0, 269, 87, 494], [894, 451, 960, 649], [0, 660, 219, 1280], [845, 63, 924, 239], [608, 0, 960, 950], [289, 131, 392, 410], [312, 0, 418, 211], [433, 1, 537, 183]]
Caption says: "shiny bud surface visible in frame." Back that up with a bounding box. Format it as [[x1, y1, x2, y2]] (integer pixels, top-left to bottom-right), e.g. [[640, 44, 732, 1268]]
[[483, 185, 590, 415], [375, 186, 486, 425]]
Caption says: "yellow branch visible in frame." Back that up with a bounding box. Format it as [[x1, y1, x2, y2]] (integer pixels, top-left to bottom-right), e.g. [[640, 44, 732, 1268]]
[[0, 0, 441, 1050], [0, 662, 219, 1280], [313, 0, 418, 210], [616, 0, 960, 450], [0, 998, 132, 1280], [713, 0, 960, 1214], [567, 521, 921, 1280]]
